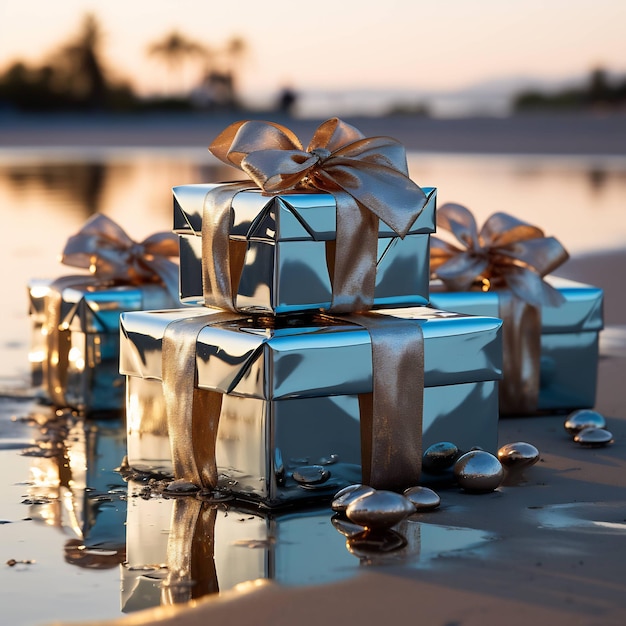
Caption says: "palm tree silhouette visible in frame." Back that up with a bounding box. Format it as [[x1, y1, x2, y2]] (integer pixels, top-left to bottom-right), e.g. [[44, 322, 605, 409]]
[[147, 31, 208, 96]]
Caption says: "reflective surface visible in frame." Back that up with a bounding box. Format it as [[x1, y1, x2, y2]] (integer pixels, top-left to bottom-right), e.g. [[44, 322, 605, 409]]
[[121, 480, 495, 613]]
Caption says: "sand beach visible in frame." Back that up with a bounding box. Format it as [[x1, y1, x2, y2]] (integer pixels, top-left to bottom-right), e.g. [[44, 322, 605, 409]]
[[1, 112, 625, 626]]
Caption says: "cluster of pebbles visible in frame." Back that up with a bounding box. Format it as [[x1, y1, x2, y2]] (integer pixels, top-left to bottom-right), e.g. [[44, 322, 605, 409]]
[[564, 409, 614, 446], [330, 408, 612, 533]]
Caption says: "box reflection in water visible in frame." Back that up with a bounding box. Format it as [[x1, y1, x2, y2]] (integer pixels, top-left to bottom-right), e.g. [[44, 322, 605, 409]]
[[121, 481, 495, 612], [24, 410, 127, 568]]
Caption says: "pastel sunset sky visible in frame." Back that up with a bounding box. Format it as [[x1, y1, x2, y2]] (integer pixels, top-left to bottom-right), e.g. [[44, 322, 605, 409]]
[[1, 0, 624, 108]]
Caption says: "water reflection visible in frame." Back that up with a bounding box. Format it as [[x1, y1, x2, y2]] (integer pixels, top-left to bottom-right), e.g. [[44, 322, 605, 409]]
[[4, 162, 109, 218], [122, 482, 495, 613], [21, 408, 127, 569]]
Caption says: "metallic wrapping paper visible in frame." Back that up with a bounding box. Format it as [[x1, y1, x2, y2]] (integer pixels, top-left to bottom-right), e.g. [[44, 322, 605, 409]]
[[429, 276, 603, 413], [120, 306, 502, 506], [173, 184, 437, 313], [28, 279, 177, 415]]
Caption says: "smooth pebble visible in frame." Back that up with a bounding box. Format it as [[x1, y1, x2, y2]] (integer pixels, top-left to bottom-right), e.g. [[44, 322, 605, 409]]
[[345, 490, 416, 529], [564, 409, 606, 435], [453, 450, 504, 493]]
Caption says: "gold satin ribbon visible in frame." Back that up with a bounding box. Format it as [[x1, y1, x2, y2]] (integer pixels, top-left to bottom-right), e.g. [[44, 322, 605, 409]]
[[431, 203, 569, 414], [162, 311, 424, 493], [344, 313, 424, 490], [42, 214, 180, 408], [162, 313, 247, 489], [43, 275, 99, 407], [203, 118, 428, 313]]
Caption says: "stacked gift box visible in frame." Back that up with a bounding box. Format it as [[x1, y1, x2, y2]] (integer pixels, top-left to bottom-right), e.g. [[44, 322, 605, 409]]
[[119, 118, 505, 507], [29, 118, 604, 509]]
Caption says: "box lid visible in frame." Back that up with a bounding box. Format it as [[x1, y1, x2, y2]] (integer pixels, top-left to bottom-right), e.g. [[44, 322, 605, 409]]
[[173, 183, 436, 242], [120, 306, 502, 400], [60, 284, 177, 333], [429, 276, 603, 334]]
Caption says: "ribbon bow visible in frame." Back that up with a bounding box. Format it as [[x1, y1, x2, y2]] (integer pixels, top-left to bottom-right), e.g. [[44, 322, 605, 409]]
[[204, 118, 427, 313], [61, 213, 180, 302], [431, 203, 569, 307], [209, 117, 427, 237]]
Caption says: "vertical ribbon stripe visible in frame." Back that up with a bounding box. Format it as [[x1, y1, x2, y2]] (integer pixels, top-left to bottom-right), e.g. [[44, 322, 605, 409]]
[[43, 275, 99, 407], [341, 313, 424, 490], [161, 313, 246, 488], [498, 292, 542, 415]]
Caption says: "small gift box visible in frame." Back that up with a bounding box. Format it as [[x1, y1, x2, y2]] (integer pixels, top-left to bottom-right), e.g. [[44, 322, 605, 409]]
[[121, 481, 483, 612], [428, 203, 603, 415], [120, 306, 502, 507], [174, 118, 435, 314], [30, 214, 180, 415]]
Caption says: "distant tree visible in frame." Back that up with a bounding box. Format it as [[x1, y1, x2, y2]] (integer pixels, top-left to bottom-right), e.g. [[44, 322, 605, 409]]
[[55, 13, 108, 109], [513, 67, 626, 113], [147, 31, 208, 95]]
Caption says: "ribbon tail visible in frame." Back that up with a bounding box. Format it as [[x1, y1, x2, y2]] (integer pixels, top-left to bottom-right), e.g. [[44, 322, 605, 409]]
[[498, 292, 542, 415], [329, 193, 379, 313], [144, 257, 181, 306], [341, 313, 424, 490], [162, 313, 246, 489]]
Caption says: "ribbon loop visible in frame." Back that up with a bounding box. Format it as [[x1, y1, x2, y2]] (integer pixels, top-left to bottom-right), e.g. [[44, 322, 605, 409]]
[[204, 118, 427, 313]]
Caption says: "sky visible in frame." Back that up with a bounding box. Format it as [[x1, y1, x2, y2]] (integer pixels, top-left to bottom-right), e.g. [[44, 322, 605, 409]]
[[0, 0, 625, 114]]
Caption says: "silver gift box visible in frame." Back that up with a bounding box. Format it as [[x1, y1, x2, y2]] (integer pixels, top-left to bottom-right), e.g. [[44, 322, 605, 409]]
[[120, 306, 502, 506], [429, 276, 603, 413], [120, 480, 493, 613], [29, 279, 176, 415], [173, 183, 436, 313]]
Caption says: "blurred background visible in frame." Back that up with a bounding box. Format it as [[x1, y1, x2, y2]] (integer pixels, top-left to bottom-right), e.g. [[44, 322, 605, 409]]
[[0, 0, 625, 118], [0, 0, 625, 387]]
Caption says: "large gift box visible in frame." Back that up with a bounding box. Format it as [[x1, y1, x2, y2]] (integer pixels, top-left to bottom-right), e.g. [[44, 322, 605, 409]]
[[429, 203, 603, 415], [29, 213, 180, 415], [429, 276, 603, 414], [119, 306, 502, 507], [174, 184, 436, 313], [173, 118, 435, 314], [121, 481, 488, 612]]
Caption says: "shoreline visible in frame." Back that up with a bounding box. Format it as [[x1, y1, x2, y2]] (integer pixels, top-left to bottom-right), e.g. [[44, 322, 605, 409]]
[[2, 112, 626, 155]]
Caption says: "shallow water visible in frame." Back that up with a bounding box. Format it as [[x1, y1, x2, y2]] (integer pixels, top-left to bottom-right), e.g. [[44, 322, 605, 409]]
[[1, 149, 626, 625]]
